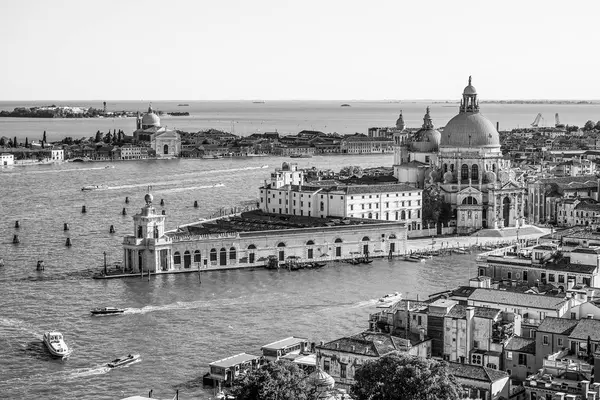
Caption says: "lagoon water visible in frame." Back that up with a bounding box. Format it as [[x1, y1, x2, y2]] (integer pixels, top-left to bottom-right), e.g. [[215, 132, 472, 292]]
[[1, 100, 600, 143], [0, 155, 478, 400]]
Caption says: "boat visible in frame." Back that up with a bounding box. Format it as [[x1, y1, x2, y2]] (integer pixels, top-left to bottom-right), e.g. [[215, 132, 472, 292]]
[[177, 103, 189, 106], [91, 306, 125, 315], [358, 258, 373, 264], [453, 248, 467, 254], [107, 353, 140, 368], [378, 292, 402, 304], [340, 104, 351, 107], [405, 255, 425, 263], [260, 165, 269, 168], [104, 165, 114, 169], [43, 331, 71, 357], [216, 390, 235, 400], [418, 254, 433, 260], [290, 154, 312, 158], [81, 184, 108, 191]]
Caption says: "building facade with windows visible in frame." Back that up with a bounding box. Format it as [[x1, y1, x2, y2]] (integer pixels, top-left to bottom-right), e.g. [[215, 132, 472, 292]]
[[259, 163, 423, 230]]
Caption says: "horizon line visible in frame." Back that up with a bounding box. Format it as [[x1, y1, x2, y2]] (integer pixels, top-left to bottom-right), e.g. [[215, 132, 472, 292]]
[[1, 98, 599, 103]]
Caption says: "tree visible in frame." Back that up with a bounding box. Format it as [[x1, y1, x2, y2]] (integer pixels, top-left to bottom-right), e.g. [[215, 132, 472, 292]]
[[351, 353, 462, 400], [422, 186, 452, 227], [25, 137, 29, 148], [340, 165, 363, 178], [0, 137, 4, 146], [595, 121, 600, 131], [13, 136, 18, 147], [230, 360, 316, 400], [584, 120, 596, 131], [42, 130, 47, 143], [95, 130, 103, 143]]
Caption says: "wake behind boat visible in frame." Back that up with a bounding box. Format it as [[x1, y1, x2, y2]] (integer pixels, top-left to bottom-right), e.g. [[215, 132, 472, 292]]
[[107, 353, 140, 368], [91, 306, 125, 315], [81, 184, 108, 191], [43, 331, 71, 357], [377, 292, 402, 307]]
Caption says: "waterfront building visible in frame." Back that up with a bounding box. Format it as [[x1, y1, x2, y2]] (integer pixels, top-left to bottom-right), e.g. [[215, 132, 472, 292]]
[[339, 135, 394, 154], [122, 193, 407, 274], [503, 336, 536, 382], [446, 362, 510, 400], [133, 105, 181, 157], [476, 243, 600, 291], [259, 162, 423, 229], [203, 353, 263, 387], [1, 153, 14, 166], [49, 149, 64, 161], [315, 331, 431, 389], [261, 337, 310, 362]]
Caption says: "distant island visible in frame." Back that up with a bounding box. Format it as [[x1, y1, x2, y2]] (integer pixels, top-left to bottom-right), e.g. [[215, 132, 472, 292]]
[[341, 104, 351, 107], [0, 105, 136, 118], [167, 112, 190, 116]]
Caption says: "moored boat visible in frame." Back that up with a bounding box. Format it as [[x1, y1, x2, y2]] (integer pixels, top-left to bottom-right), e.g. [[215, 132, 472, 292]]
[[107, 353, 140, 368], [405, 255, 425, 263], [43, 331, 70, 357], [91, 306, 125, 315], [81, 184, 108, 191]]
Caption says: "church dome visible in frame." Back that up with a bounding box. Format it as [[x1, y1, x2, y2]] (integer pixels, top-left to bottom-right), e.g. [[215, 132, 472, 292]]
[[308, 369, 335, 391], [441, 113, 500, 148], [411, 107, 441, 152], [141, 105, 160, 128], [440, 77, 500, 149]]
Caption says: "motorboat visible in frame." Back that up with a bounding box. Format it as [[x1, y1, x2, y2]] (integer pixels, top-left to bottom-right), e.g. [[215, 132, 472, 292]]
[[378, 292, 402, 304], [81, 184, 108, 191], [405, 255, 425, 263], [90, 306, 125, 315], [290, 154, 312, 158], [43, 331, 71, 357], [104, 165, 114, 169], [107, 353, 140, 368]]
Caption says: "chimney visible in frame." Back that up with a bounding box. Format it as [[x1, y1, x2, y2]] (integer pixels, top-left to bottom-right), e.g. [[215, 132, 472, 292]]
[[582, 381, 591, 396], [466, 306, 475, 354]]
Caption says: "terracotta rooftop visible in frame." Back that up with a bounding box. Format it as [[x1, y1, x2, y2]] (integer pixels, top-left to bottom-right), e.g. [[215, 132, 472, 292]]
[[569, 318, 600, 341], [504, 336, 536, 354], [447, 362, 509, 383], [468, 288, 568, 310], [537, 317, 579, 335]]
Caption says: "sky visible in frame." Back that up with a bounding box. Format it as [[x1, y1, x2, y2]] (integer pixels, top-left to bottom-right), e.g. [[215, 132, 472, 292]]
[[0, 0, 599, 101]]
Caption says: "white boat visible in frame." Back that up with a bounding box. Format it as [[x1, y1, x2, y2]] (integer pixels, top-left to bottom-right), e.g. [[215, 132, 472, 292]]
[[81, 184, 108, 191], [107, 353, 140, 368], [405, 255, 425, 263], [91, 306, 125, 315], [378, 291, 402, 304], [43, 331, 70, 357]]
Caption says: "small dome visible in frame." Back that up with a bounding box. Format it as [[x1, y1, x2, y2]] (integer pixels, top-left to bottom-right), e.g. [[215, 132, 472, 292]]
[[463, 75, 477, 95], [145, 193, 153, 205], [141, 105, 160, 128], [441, 113, 500, 148], [309, 369, 335, 390]]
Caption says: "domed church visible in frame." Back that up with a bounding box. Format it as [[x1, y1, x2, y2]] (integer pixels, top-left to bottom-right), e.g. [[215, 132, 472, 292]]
[[394, 77, 526, 234], [133, 105, 181, 158]]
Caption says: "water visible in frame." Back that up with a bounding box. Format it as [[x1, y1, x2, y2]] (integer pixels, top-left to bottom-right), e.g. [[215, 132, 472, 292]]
[[0, 155, 479, 399], [1, 100, 599, 143]]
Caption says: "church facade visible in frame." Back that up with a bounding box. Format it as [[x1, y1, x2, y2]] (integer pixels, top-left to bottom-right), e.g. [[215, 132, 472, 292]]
[[393, 78, 526, 234], [133, 106, 181, 157]]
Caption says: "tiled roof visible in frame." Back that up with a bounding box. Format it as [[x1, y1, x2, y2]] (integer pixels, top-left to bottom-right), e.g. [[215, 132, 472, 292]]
[[468, 289, 568, 310], [504, 336, 536, 354], [447, 362, 509, 383], [445, 304, 501, 320], [537, 317, 578, 335], [316, 331, 413, 357], [569, 319, 600, 341], [345, 184, 417, 195]]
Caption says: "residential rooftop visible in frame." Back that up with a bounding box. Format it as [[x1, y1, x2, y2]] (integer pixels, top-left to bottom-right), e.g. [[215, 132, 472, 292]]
[[468, 288, 568, 310]]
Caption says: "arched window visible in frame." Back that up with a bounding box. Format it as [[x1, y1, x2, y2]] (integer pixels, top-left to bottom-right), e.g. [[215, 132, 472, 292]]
[[219, 248, 227, 266], [163, 144, 169, 155], [461, 164, 469, 180], [184, 250, 191, 268], [248, 244, 256, 250], [248, 244, 256, 263], [401, 210, 406, 220], [137, 226, 143, 238], [153, 226, 159, 238], [450, 164, 455, 172], [492, 164, 497, 173], [389, 234, 397, 239], [334, 238, 343, 243], [368, 212, 373, 219], [320, 202, 324, 212], [306, 240, 315, 245], [385, 212, 389, 220], [277, 242, 286, 247], [444, 163, 448, 173], [174, 251, 181, 264], [395, 211, 399, 220], [194, 250, 201, 263], [462, 196, 478, 205], [362, 236, 370, 241], [229, 247, 236, 260], [471, 164, 479, 180], [210, 248, 217, 262]]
